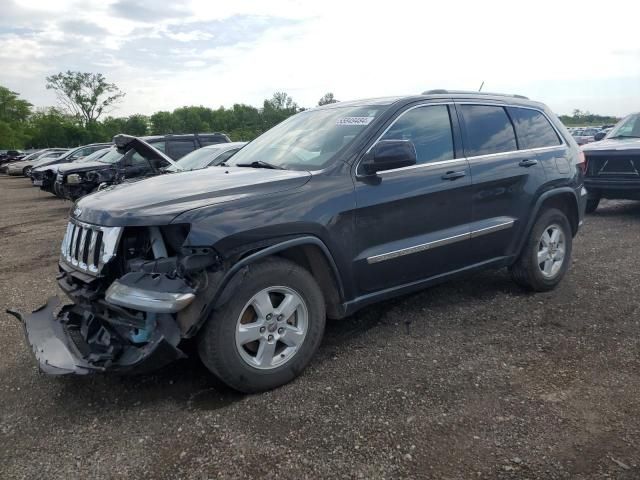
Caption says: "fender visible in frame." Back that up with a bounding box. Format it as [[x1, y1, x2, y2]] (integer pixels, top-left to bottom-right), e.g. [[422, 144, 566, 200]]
[[186, 235, 345, 336], [513, 186, 580, 257]]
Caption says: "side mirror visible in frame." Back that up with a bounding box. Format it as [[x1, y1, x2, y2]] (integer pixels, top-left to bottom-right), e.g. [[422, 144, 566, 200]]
[[362, 140, 417, 175], [594, 131, 606, 141]]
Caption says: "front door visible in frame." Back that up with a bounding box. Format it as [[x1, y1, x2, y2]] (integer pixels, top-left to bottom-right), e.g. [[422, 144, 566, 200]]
[[353, 104, 474, 293]]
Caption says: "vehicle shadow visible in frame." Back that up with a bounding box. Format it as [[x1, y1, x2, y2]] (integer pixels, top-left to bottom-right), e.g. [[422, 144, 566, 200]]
[[591, 200, 640, 218], [49, 269, 525, 413]]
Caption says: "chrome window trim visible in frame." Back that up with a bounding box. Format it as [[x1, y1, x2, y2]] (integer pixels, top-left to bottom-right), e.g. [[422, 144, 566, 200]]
[[465, 144, 566, 162], [366, 220, 514, 264], [455, 101, 567, 152], [364, 102, 452, 155], [378, 157, 466, 176], [356, 101, 567, 177]]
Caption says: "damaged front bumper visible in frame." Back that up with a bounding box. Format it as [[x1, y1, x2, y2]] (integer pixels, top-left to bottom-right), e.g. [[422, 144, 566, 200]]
[[8, 296, 186, 375]]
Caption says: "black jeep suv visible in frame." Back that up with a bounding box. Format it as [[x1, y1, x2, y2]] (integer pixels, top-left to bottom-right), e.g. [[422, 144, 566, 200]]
[[13, 91, 586, 392], [582, 113, 640, 212], [56, 133, 230, 200]]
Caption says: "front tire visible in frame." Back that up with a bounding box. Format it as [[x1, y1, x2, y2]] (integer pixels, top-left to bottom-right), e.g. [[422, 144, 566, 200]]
[[510, 208, 573, 292], [198, 258, 326, 393]]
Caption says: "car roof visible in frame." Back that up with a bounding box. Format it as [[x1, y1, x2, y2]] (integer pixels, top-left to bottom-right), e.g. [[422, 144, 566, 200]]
[[200, 142, 247, 150], [141, 133, 229, 142], [313, 90, 546, 112]]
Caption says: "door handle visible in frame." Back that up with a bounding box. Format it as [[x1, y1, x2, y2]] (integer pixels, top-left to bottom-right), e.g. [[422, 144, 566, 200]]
[[518, 159, 538, 167], [441, 170, 466, 181]]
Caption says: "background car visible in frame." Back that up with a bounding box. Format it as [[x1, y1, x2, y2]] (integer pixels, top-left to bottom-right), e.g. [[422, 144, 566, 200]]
[[4, 148, 69, 176], [57, 132, 231, 200], [36, 148, 113, 196], [30, 143, 112, 188], [0, 150, 25, 165], [582, 112, 640, 212], [165, 142, 247, 172], [572, 127, 600, 145]]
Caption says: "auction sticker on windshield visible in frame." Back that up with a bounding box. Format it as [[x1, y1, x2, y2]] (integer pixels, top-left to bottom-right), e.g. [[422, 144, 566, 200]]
[[336, 117, 374, 126]]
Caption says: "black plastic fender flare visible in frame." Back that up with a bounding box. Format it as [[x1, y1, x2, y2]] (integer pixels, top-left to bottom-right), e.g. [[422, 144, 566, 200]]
[[513, 186, 581, 258], [190, 235, 345, 336]]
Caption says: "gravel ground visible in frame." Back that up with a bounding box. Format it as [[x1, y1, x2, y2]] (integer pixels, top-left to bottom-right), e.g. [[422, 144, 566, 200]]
[[1, 175, 640, 479]]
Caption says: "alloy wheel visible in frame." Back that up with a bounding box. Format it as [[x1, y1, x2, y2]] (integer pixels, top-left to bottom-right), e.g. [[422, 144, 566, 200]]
[[235, 286, 308, 370], [537, 224, 566, 279]]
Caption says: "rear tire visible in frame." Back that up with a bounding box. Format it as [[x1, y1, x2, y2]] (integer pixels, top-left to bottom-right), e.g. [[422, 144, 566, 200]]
[[23, 167, 31, 177], [510, 208, 572, 292], [585, 197, 600, 213], [198, 258, 326, 393]]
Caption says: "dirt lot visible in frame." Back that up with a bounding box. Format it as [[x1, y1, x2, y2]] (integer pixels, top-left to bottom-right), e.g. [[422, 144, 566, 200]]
[[1, 175, 639, 479]]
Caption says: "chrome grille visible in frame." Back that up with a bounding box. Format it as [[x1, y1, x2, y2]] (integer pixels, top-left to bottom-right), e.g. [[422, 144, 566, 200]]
[[60, 220, 122, 275]]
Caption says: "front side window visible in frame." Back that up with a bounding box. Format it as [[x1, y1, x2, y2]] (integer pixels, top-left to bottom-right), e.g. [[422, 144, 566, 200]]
[[460, 105, 517, 157], [379, 105, 454, 164], [226, 105, 386, 171], [508, 107, 561, 149]]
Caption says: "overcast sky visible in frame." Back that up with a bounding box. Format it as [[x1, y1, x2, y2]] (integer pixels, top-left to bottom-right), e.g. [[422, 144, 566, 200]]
[[1, 0, 639, 117]]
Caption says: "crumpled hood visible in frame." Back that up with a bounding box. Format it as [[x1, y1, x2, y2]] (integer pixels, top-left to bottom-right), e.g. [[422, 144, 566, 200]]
[[30, 158, 60, 169], [73, 167, 311, 226], [582, 138, 640, 153], [58, 161, 113, 175], [33, 164, 61, 174]]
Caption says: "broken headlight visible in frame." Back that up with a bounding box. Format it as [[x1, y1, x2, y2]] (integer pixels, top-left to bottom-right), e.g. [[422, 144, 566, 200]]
[[67, 173, 83, 184]]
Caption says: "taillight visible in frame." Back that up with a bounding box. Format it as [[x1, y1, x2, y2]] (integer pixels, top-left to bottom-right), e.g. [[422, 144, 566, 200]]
[[577, 151, 587, 174]]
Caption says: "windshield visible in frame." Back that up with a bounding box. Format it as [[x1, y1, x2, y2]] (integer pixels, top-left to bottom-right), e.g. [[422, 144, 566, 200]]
[[226, 105, 385, 171], [98, 148, 125, 164], [168, 147, 222, 172], [79, 148, 110, 163], [607, 113, 640, 139]]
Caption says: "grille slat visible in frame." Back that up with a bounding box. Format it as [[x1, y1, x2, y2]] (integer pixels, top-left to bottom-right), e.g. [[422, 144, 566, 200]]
[[60, 220, 122, 276]]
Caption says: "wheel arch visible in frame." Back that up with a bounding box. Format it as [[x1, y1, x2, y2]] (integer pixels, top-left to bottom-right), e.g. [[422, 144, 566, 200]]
[[514, 187, 580, 257], [215, 236, 346, 320]]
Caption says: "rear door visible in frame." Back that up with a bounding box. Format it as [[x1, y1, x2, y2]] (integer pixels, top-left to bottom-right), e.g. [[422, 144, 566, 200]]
[[353, 103, 474, 293], [457, 103, 547, 262]]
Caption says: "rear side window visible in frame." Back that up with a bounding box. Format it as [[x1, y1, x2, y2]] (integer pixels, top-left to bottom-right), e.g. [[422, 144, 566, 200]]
[[380, 105, 454, 164], [460, 105, 517, 157], [509, 107, 561, 149], [166, 140, 196, 159]]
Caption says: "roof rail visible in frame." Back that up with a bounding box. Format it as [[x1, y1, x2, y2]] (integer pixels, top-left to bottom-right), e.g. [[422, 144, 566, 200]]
[[421, 89, 529, 100]]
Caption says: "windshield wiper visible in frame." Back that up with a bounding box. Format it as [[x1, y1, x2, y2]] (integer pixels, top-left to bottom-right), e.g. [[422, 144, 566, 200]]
[[235, 160, 284, 170], [608, 135, 640, 139]]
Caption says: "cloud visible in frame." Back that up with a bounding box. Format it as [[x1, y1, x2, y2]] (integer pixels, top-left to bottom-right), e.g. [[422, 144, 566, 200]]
[[0, 0, 639, 117], [59, 19, 108, 37], [113, 15, 299, 72], [109, 0, 191, 22]]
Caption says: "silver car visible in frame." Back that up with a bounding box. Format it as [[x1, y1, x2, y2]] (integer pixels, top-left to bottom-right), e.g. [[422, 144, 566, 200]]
[[5, 149, 69, 176]]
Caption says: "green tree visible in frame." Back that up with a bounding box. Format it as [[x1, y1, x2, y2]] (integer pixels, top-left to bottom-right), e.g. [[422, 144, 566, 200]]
[[26, 108, 85, 148], [318, 92, 338, 106], [46, 71, 125, 126], [150, 111, 176, 134], [100, 116, 127, 140], [0, 85, 32, 148], [262, 92, 299, 130], [123, 114, 149, 136]]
